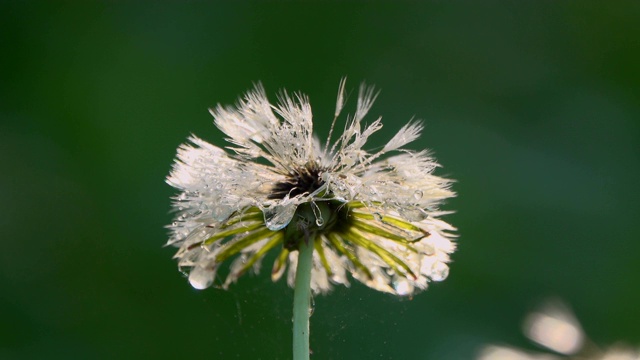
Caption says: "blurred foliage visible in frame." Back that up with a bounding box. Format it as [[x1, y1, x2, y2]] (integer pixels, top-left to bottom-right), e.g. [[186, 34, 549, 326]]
[[1, 1, 639, 359]]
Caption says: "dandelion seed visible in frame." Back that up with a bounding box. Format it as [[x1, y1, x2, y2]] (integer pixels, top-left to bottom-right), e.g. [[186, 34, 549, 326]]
[[166, 80, 456, 296]]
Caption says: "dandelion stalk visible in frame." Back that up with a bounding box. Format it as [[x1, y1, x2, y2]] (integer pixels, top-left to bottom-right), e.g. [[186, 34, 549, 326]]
[[292, 240, 314, 360]]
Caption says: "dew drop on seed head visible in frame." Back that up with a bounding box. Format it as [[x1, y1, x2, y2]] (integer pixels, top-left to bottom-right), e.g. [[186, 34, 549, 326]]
[[422, 243, 435, 256], [430, 262, 449, 282], [189, 267, 214, 290], [264, 202, 297, 231], [413, 190, 423, 200], [393, 278, 413, 296], [400, 208, 427, 221], [373, 212, 383, 221], [211, 204, 233, 221]]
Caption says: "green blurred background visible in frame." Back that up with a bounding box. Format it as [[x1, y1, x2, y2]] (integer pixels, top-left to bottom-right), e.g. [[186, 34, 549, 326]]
[[2, 2, 639, 359]]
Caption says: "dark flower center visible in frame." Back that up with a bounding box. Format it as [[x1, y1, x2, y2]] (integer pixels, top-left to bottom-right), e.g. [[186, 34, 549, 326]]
[[269, 162, 351, 251], [268, 162, 326, 200]]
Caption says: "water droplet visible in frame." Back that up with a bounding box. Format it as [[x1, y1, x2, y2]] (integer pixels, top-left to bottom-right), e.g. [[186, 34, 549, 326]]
[[309, 295, 315, 317], [373, 212, 383, 221], [430, 262, 449, 282], [413, 190, 423, 200], [422, 243, 435, 256], [264, 202, 298, 231], [211, 204, 233, 221], [393, 278, 413, 296], [189, 267, 214, 290], [343, 153, 357, 167], [399, 208, 427, 221]]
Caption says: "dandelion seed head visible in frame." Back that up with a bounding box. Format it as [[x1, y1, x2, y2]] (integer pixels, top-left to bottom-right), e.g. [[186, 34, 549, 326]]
[[166, 79, 457, 296]]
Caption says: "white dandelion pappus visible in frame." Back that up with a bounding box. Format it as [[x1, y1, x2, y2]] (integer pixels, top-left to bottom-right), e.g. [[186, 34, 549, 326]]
[[166, 79, 456, 296]]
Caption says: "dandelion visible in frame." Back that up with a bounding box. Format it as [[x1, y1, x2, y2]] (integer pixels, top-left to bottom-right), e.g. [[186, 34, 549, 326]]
[[166, 79, 456, 359], [478, 299, 640, 360]]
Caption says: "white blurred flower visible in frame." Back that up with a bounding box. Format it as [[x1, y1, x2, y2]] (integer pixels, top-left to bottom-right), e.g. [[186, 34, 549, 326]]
[[478, 300, 640, 360], [523, 300, 584, 356], [166, 79, 456, 295]]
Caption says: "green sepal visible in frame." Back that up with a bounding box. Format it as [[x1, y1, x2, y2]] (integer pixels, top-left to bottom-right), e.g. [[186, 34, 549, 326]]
[[314, 237, 333, 277], [346, 201, 382, 209], [233, 232, 284, 277], [220, 208, 263, 229], [271, 247, 290, 280], [351, 211, 429, 238], [197, 222, 264, 248], [187, 221, 264, 250], [215, 227, 275, 262], [350, 218, 421, 251], [343, 228, 417, 280], [327, 233, 373, 280]]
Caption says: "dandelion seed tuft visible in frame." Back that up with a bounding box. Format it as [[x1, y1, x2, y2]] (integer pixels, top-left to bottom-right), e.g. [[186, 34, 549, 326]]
[[166, 79, 457, 296]]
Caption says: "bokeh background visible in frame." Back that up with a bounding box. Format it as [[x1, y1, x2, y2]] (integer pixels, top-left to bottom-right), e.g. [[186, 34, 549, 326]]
[[2, 2, 639, 359]]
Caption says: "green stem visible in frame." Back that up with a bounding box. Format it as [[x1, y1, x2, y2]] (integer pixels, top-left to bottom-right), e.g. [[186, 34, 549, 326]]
[[293, 239, 314, 360]]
